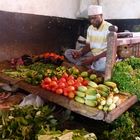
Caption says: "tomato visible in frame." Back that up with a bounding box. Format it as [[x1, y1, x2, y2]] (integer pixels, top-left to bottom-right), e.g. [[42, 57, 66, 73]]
[[44, 77, 52, 84], [67, 79, 75, 86], [74, 82, 82, 90], [51, 76, 58, 81], [67, 86, 75, 92], [59, 77, 66, 83], [77, 76, 84, 83], [50, 81, 58, 87], [62, 72, 69, 78], [68, 75, 75, 80], [58, 82, 66, 88], [56, 88, 63, 94], [68, 92, 75, 99], [43, 85, 51, 90], [51, 87, 57, 92], [63, 88, 68, 96], [82, 79, 89, 86]]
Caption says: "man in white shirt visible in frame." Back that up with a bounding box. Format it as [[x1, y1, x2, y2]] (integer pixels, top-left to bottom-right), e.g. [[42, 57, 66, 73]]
[[64, 5, 112, 72]]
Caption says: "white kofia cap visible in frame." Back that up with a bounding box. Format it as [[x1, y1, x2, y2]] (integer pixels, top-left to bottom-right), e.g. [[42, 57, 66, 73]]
[[88, 5, 103, 16]]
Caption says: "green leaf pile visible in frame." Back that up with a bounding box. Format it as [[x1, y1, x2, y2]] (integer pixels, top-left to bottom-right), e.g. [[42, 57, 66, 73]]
[[0, 105, 57, 140], [112, 57, 140, 100]]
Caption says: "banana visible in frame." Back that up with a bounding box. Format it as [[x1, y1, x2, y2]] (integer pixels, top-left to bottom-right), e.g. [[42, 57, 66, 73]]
[[113, 87, 119, 93], [88, 81, 98, 88], [104, 81, 117, 89], [97, 84, 110, 93]]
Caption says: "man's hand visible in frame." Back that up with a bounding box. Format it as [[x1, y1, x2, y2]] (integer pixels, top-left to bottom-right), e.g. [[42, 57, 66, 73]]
[[71, 50, 82, 58], [81, 56, 96, 65]]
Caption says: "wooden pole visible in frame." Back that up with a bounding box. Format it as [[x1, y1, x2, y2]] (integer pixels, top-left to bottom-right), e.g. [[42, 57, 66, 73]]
[[104, 26, 118, 81]]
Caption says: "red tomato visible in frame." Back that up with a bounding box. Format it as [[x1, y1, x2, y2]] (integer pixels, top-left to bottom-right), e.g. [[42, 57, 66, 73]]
[[67, 79, 75, 86], [62, 72, 69, 78], [68, 92, 75, 99], [50, 81, 58, 87], [59, 77, 66, 83], [58, 82, 66, 88], [67, 86, 75, 92], [68, 75, 75, 80], [63, 88, 68, 96], [82, 79, 89, 86], [51, 76, 58, 81], [51, 87, 57, 92], [74, 82, 82, 89], [44, 77, 52, 84], [56, 88, 63, 94], [77, 76, 84, 83], [44, 85, 51, 90]]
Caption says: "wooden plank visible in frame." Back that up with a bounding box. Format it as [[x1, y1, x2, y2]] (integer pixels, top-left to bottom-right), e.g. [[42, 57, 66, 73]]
[[104, 95, 138, 123], [69, 100, 104, 120], [0, 72, 21, 85], [117, 37, 140, 46]]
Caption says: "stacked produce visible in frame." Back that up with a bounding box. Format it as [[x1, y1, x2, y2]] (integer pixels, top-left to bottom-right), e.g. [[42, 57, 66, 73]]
[[10, 52, 64, 68], [41, 73, 89, 99], [34, 52, 64, 65], [41, 67, 128, 112], [74, 81, 127, 112], [3, 63, 54, 85], [2, 54, 132, 113]]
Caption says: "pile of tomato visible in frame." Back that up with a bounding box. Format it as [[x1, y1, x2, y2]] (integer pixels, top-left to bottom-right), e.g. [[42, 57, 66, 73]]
[[41, 73, 88, 99]]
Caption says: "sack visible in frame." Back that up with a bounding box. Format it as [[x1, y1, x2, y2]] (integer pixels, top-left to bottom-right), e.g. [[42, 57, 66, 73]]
[[91, 57, 106, 72]]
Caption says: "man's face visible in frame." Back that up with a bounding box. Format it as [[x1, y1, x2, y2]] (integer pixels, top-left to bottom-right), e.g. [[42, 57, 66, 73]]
[[88, 14, 103, 28]]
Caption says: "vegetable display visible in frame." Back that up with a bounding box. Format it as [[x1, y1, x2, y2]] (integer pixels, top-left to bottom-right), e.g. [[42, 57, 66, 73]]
[[112, 57, 140, 100], [0, 105, 97, 140]]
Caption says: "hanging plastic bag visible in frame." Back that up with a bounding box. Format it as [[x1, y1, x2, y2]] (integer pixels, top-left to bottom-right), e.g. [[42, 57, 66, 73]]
[[19, 94, 44, 107]]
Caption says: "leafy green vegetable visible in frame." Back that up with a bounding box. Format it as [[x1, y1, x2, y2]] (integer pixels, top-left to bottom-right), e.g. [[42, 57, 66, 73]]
[[112, 57, 140, 100], [0, 105, 57, 140]]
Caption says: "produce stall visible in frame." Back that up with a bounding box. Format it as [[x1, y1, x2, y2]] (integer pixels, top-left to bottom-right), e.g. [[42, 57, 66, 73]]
[[0, 51, 138, 123]]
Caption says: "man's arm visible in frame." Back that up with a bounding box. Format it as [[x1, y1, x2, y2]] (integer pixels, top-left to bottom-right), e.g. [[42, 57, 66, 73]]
[[80, 43, 91, 56], [81, 51, 107, 65], [94, 51, 106, 61]]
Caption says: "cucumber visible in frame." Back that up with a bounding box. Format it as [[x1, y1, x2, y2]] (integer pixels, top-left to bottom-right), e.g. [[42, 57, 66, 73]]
[[75, 96, 85, 104], [85, 95, 97, 100], [76, 91, 86, 98], [78, 86, 87, 92], [86, 88, 97, 95], [85, 99, 97, 107]]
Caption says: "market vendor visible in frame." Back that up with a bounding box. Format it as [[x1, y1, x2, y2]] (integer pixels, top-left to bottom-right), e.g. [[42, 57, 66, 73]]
[[64, 5, 112, 72]]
